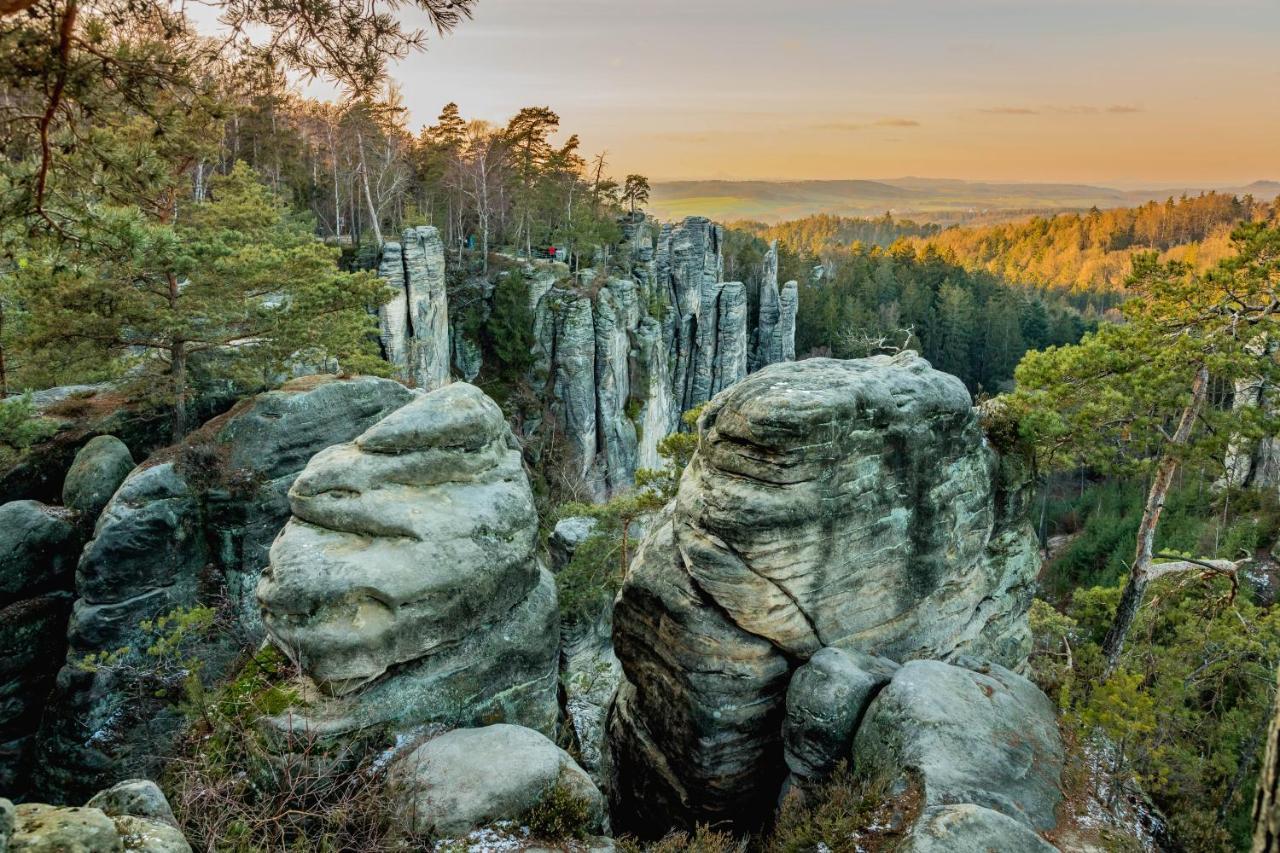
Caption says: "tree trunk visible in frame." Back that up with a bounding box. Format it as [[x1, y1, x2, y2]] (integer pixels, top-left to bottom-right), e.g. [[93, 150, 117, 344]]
[[1101, 363, 1211, 673], [356, 130, 384, 247], [170, 339, 187, 442], [1253, 667, 1280, 852]]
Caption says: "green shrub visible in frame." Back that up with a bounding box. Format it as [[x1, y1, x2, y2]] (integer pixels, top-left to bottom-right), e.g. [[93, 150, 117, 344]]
[[617, 825, 739, 853], [520, 780, 595, 841], [765, 762, 919, 853], [0, 393, 55, 466]]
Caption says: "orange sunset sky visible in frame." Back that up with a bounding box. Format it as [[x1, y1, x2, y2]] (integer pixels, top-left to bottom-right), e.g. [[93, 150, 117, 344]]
[[303, 0, 1279, 186]]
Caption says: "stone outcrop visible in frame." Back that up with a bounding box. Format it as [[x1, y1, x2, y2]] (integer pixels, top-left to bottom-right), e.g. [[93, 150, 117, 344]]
[[0, 502, 80, 792], [378, 226, 451, 391], [61, 436, 135, 520], [608, 354, 1042, 832], [31, 376, 413, 803], [388, 724, 605, 838], [751, 241, 798, 371], [257, 382, 559, 738], [900, 804, 1058, 853], [852, 659, 1064, 836], [3, 780, 189, 852], [783, 647, 898, 786], [529, 216, 795, 499], [1221, 340, 1280, 491]]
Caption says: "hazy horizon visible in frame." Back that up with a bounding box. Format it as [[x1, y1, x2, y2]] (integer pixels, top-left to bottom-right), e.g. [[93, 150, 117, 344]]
[[294, 0, 1280, 187]]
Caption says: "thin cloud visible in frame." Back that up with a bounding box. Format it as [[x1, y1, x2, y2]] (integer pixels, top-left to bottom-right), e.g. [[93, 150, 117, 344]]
[[979, 104, 1144, 116], [813, 117, 920, 131]]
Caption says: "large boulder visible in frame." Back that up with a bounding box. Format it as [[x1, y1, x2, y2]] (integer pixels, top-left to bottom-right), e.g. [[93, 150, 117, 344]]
[[7, 781, 189, 852], [852, 659, 1064, 834], [61, 436, 134, 520], [257, 382, 559, 738], [31, 376, 414, 803], [900, 804, 1058, 853], [389, 724, 605, 838], [783, 647, 898, 785], [608, 354, 1041, 832], [0, 501, 78, 605], [0, 501, 79, 792]]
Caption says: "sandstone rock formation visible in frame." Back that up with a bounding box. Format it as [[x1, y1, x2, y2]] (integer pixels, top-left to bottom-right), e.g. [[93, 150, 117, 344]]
[[783, 647, 898, 786], [388, 724, 605, 838], [61, 436, 135, 519], [0, 501, 79, 791], [609, 354, 1042, 832], [751, 241, 798, 371], [32, 376, 413, 802], [3, 780, 189, 852], [528, 216, 795, 499], [852, 659, 1064, 835], [378, 226, 451, 391], [900, 804, 1058, 853], [257, 382, 559, 737]]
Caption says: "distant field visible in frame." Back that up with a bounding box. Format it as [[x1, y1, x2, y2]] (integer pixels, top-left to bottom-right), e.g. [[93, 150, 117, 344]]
[[648, 178, 1280, 225]]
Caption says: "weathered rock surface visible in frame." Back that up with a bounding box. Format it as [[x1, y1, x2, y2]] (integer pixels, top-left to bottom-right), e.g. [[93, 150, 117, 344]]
[[527, 216, 793, 498], [61, 436, 135, 520], [0, 501, 79, 792], [0, 502, 78, 605], [257, 382, 558, 736], [389, 724, 605, 838], [752, 242, 798, 371], [900, 804, 1058, 853], [85, 780, 177, 828], [32, 376, 413, 803], [548, 516, 598, 572], [609, 354, 1042, 832], [783, 647, 898, 784], [561, 604, 621, 786], [853, 659, 1064, 834], [6, 781, 189, 852], [378, 226, 451, 391]]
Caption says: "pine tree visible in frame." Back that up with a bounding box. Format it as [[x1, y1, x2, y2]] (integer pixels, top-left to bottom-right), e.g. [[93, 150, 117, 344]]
[[19, 163, 390, 439]]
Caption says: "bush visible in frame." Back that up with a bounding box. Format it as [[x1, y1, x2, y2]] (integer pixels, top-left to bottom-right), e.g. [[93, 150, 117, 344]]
[[167, 645, 427, 852], [765, 762, 920, 853], [0, 393, 54, 466], [617, 825, 740, 853], [519, 780, 595, 841]]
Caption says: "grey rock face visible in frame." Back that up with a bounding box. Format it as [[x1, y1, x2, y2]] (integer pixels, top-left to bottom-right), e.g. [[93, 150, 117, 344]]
[[783, 647, 898, 784], [389, 725, 605, 838], [548, 516, 598, 572], [0, 502, 78, 605], [609, 354, 1042, 832], [1222, 350, 1280, 491], [550, 292, 601, 491], [523, 215, 797, 498], [1, 797, 12, 850], [0, 501, 79, 792], [8, 783, 190, 853], [378, 226, 451, 391], [85, 780, 177, 827], [853, 659, 1064, 834], [751, 242, 798, 371], [61, 436, 135, 520], [561, 603, 622, 786], [257, 382, 558, 736], [900, 804, 1059, 853], [32, 377, 413, 803]]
